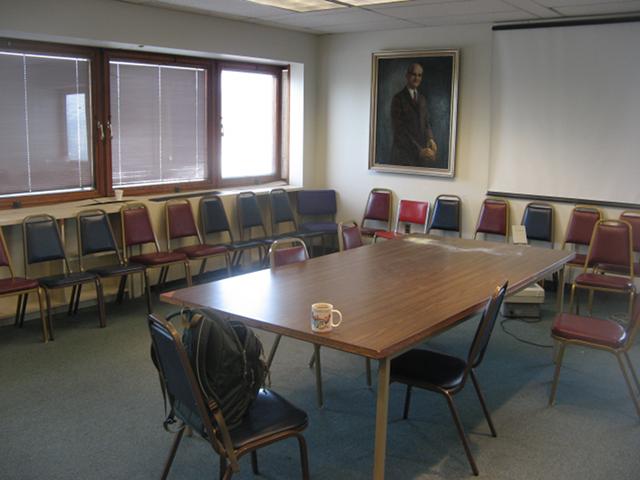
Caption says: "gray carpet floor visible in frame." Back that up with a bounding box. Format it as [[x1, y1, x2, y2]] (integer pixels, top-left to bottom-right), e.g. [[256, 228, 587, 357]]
[[1, 289, 639, 479]]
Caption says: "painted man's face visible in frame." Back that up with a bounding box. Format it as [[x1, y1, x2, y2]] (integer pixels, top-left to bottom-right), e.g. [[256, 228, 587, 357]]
[[406, 64, 423, 89]]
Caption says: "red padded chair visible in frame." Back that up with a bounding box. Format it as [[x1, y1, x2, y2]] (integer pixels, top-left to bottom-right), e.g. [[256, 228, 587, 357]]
[[568, 219, 635, 319], [360, 188, 393, 238], [375, 199, 430, 241], [338, 220, 364, 251], [165, 199, 231, 277], [121, 203, 192, 289], [0, 229, 48, 342], [549, 295, 640, 418], [473, 199, 509, 242], [561, 205, 602, 271]]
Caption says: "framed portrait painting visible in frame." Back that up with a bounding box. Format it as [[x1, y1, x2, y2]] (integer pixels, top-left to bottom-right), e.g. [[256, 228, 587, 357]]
[[369, 49, 459, 177]]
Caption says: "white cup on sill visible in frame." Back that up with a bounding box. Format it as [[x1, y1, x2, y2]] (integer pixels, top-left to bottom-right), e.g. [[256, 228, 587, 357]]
[[114, 189, 124, 201]]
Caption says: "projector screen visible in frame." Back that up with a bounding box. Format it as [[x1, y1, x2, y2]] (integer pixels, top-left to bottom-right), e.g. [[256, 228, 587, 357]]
[[489, 20, 640, 206]]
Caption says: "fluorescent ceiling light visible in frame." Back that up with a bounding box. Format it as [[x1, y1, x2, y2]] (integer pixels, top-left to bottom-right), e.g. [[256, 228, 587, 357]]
[[248, 0, 407, 13]]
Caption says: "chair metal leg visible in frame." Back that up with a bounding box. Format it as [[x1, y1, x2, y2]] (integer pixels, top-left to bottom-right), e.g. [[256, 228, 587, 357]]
[[161, 426, 185, 480], [444, 393, 479, 476], [628, 292, 635, 324], [116, 275, 127, 304], [366, 358, 372, 387], [184, 262, 193, 287], [402, 385, 412, 419], [199, 258, 208, 276], [144, 270, 152, 314], [624, 351, 640, 394], [266, 334, 282, 370], [157, 267, 167, 287], [224, 251, 232, 277], [616, 353, 640, 417], [250, 451, 259, 474], [67, 285, 78, 316], [470, 370, 496, 437], [44, 289, 54, 341], [73, 283, 82, 315], [14, 294, 23, 326], [94, 279, 106, 328], [35, 287, 48, 343], [587, 289, 594, 316], [308, 351, 316, 369], [568, 284, 577, 314], [549, 343, 566, 406], [296, 433, 310, 480], [219, 455, 227, 480], [313, 344, 324, 408]]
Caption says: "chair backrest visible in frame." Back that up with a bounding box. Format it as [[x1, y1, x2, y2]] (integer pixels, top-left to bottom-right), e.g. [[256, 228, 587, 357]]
[[237, 191, 268, 240], [22, 215, 69, 273], [428, 194, 461, 236], [362, 188, 392, 230], [121, 203, 159, 251], [521, 202, 554, 243], [77, 209, 122, 270], [270, 188, 298, 234], [165, 199, 202, 249], [269, 238, 309, 267], [199, 195, 234, 242], [0, 229, 15, 277], [585, 220, 633, 273], [563, 205, 601, 247], [147, 314, 232, 461], [397, 199, 430, 233], [297, 190, 337, 217], [620, 210, 640, 253], [466, 281, 508, 371], [339, 220, 363, 251], [475, 198, 509, 239]]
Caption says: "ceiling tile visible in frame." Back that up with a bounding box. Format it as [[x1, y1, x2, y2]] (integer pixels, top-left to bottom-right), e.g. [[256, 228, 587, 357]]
[[553, 0, 640, 14], [374, 0, 519, 19]]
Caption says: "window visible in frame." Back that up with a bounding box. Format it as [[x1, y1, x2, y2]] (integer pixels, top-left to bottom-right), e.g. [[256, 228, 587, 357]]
[[0, 39, 288, 208], [0, 47, 94, 199]]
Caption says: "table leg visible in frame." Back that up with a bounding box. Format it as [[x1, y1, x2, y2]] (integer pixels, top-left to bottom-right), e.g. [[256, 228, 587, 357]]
[[313, 344, 323, 408], [556, 266, 565, 313], [373, 357, 390, 480]]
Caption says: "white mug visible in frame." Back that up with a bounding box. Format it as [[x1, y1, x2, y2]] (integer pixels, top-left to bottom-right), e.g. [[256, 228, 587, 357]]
[[311, 303, 342, 333], [114, 189, 124, 201]]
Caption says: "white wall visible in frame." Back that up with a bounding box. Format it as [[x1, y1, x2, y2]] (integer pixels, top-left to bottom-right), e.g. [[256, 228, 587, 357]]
[[0, 0, 321, 187], [317, 24, 631, 243]]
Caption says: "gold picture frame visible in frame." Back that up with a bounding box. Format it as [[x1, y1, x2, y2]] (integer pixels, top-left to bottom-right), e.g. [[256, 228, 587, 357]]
[[369, 49, 459, 177]]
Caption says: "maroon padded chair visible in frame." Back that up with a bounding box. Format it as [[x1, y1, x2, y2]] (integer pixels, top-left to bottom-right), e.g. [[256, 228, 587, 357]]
[[165, 200, 231, 277], [568, 219, 635, 319], [121, 203, 192, 289], [599, 211, 640, 276], [550, 295, 640, 418], [339, 220, 364, 251], [561, 206, 602, 270], [0, 229, 48, 342], [375, 199, 430, 241], [360, 188, 392, 238], [473, 199, 509, 242]]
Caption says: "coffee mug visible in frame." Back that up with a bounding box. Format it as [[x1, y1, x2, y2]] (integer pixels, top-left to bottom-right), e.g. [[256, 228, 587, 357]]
[[311, 303, 342, 333], [114, 189, 124, 201]]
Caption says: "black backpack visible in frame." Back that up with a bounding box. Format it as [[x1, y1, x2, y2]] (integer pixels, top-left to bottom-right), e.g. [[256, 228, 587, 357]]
[[179, 308, 267, 430]]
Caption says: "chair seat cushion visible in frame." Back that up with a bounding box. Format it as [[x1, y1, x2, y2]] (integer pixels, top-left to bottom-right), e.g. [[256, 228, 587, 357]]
[[568, 253, 594, 268], [174, 244, 228, 259], [0, 277, 40, 294], [390, 348, 467, 391], [375, 231, 403, 240], [596, 262, 640, 276], [300, 222, 338, 234], [88, 263, 146, 277], [129, 252, 187, 266], [574, 273, 634, 291], [38, 272, 98, 288], [552, 313, 627, 349], [229, 389, 308, 449]]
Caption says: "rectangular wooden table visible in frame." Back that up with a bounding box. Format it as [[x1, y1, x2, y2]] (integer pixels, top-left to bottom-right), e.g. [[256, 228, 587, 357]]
[[161, 235, 573, 479]]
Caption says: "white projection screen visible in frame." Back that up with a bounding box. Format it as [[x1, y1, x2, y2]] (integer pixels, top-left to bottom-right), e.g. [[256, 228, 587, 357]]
[[489, 20, 640, 206]]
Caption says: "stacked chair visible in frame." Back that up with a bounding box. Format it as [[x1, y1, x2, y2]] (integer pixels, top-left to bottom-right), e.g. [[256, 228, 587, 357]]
[[375, 199, 430, 241], [474, 198, 509, 242], [360, 188, 393, 239], [521, 202, 554, 247], [269, 188, 325, 255], [561, 205, 601, 273], [296, 190, 338, 254], [236, 191, 279, 266], [428, 194, 461, 237]]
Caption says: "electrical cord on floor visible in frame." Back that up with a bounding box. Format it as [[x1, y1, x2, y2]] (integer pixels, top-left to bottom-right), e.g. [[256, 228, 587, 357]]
[[499, 316, 554, 349]]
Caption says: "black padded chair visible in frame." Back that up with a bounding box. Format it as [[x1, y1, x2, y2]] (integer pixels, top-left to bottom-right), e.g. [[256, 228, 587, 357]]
[[428, 194, 461, 237], [296, 190, 338, 254], [200, 195, 266, 268], [148, 313, 310, 480], [269, 188, 324, 255], [77, 209, 151, 314], [237, 191, 280, 264], [390, 281, 508, 476], [521, 202, 554, 246], [22, 214, 106, 340]]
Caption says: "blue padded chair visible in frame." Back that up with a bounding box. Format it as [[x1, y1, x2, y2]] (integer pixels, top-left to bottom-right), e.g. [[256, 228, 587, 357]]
[[428, 194, 461, 237], [269, 188, 324, 255], [23, 214, 106, 340], [521, 202, 554, 246], [77, 209, 151, 314], [296, 190, 338, 254], [237, 191, 281, 265]]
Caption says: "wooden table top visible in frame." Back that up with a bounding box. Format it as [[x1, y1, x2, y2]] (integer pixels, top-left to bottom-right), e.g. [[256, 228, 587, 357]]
[[162, 235, 573, 360]]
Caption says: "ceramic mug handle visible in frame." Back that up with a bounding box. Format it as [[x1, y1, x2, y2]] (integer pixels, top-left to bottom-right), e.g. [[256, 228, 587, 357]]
[[331, 309, 343, 328]]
